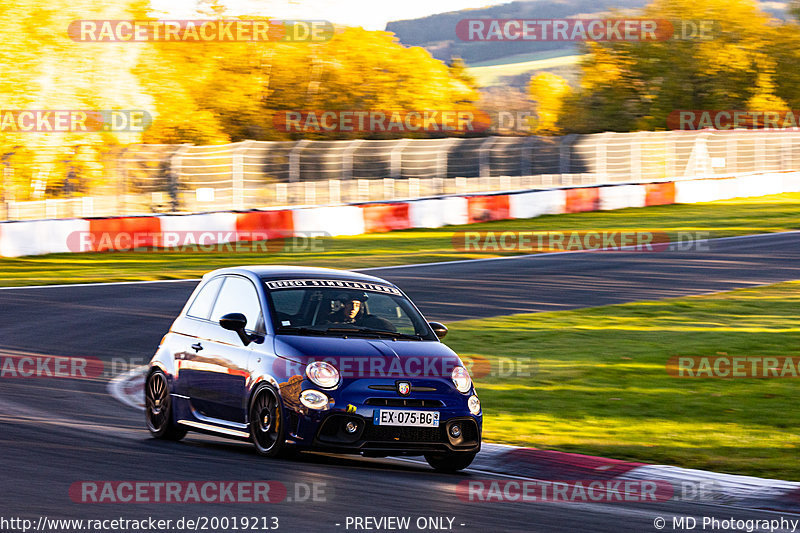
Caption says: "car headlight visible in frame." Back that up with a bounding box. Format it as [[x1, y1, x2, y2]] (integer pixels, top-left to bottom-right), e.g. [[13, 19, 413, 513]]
[[468, 395, 481, 415], [451, 365, 472, 393], [300, 389, 330, 410], [305, 361, 340, 389]]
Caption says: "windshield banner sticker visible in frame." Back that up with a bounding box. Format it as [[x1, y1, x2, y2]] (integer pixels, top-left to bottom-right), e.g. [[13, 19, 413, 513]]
[[265, 279, 402, 295]]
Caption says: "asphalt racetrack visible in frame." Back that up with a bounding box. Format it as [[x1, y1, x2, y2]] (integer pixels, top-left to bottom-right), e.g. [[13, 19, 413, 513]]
[[1, 232, 799, 532]]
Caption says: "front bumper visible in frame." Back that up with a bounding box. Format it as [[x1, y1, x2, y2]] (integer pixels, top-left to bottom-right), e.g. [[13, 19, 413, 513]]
[[284, 378, 482, 454], [313, 414, 480, 454]]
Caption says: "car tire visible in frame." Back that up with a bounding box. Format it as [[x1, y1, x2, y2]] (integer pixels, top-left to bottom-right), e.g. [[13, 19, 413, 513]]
[[424, 452, 476, 472], [145, 370, 187, 441], [249, 384, 288, 458]]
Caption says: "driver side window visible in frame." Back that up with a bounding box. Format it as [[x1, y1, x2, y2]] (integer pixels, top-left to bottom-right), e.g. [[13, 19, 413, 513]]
[[210, 276, 263, 332]]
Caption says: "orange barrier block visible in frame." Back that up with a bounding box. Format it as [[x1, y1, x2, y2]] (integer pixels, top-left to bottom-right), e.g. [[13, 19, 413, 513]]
[[645, 182, 676, 206], [362, 203, 412, 233], [235, 210, 294, 240], [467, 195, 511, 223], [565, 188, 600, 213], [88, 216, 161, 251]]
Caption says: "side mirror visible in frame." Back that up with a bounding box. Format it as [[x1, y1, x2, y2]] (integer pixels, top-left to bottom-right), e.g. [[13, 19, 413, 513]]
[[220, 312, 252, 346], [429, 322, 448, 339]]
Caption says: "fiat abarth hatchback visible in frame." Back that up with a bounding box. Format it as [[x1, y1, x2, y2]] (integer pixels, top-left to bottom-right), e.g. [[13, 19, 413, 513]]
[[145, 266, 482, 471]]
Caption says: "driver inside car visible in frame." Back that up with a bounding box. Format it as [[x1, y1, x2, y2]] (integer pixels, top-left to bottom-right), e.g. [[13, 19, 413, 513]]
[[323, 292, 396, 332], [325, 292, 368, 324]]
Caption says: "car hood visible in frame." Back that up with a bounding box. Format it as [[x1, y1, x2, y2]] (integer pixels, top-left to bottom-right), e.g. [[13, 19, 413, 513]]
[[273, 335, 463, 378]]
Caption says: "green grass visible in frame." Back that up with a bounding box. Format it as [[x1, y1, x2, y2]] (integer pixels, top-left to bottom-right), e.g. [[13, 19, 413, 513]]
[[1, 191, 799, 287], [466, 53, 584, 86], [468, 49, 581, 68], [443, 280, 800, 480]]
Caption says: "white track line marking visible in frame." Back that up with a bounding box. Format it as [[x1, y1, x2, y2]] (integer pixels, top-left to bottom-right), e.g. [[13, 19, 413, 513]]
[[2, 230, 799, 290], [108, 365, 148, 411]]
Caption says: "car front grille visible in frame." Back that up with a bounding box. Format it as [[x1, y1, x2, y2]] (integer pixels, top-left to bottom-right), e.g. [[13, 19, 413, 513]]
[[364, 398, 444, 408]]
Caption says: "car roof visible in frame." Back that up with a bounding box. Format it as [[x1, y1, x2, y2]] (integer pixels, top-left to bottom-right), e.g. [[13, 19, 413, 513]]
[[204, 265, 395, 286]]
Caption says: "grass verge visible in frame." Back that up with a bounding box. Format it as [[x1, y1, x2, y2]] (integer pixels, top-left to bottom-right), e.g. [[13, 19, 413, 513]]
[[0, 191, 798, 287], [443, 280, 800, 480]]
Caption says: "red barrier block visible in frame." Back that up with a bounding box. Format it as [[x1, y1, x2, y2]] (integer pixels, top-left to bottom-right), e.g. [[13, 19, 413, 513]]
[[88, 216, 161, 252], [565, 188, 600, 213], [467, 195, 511, 224], [235, 210, 294, 240], [362, 203, 412, 233], [645, 182, 676, 206]]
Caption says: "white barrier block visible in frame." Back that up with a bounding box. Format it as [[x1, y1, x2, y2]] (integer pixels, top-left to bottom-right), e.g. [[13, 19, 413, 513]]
[[440, 197, 468, 226], [736, 175, 763, 198], [509, 189, 567, 219], [598, 185, 646, 211], [42, 219, 91, 254], [714, 178, 739, 200], [292, 206, 365, 236], [782, 172, 800, 193], [762, 173, 787, 196], [675, 179, 720, 203], [0, 219, 89, 257], [159, 213, 238, 244], [408, 199, 445, 228]]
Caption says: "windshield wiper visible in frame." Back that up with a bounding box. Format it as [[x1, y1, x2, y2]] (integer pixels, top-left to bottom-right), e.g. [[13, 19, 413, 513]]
[[277, 325, 424, 340], [275, 326, 332, 336], [324, 326, 423, 341]]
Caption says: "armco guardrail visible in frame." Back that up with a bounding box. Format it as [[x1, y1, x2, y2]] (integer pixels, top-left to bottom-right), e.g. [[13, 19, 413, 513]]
[[1, 170, 798, 257], [3, 129, 800, 220]]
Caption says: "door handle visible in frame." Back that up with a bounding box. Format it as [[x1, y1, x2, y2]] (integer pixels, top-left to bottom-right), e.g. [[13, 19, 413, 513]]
[[191, 343, 203, 352]]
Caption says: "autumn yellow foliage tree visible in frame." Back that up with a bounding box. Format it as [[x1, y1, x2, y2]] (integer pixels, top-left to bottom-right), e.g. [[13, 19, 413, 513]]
[[528, 72, 572, 135], [562, 0, 800, 132]]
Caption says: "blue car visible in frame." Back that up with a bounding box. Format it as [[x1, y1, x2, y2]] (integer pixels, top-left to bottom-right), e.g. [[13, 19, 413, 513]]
[[146, 266, 482, 471]]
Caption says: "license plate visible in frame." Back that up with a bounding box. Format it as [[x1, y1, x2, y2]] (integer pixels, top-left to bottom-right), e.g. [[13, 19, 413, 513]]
[[373, 409, 440, 427]]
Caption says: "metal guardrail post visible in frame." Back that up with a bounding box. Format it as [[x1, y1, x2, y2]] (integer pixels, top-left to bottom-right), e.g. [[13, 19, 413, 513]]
[[116, 147, 129, 215], [595, 133, 609, 182], [289, 140, 310, 183], [559, 134, 576, 177], [342, 139, 364, 180], [666, 132, 676, 178], [1, 165, 10, 221], [408, 177, 420, 198], [686, 132, 711, 178], [328, 179, 341, 204], [725, 133, 736, 174], [479, 136, 496, 177], [631, 137, 642, 182], [755, 132, 766, 173], [390, 139, 410, 179], [437, 138, 458, 179], [232, 141, 252, 210], [521, 137, 535, 176], [168, 144, 191, 212]]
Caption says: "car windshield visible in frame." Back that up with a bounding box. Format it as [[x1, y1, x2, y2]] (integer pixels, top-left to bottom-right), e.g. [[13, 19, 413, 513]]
[[263, 279, 436, 341]]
